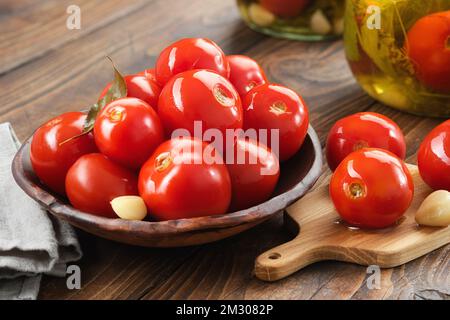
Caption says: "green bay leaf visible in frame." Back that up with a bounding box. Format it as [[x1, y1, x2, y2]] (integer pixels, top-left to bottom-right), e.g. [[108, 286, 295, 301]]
[[82, 58, 127, 134], [59, 58, 127, 146]]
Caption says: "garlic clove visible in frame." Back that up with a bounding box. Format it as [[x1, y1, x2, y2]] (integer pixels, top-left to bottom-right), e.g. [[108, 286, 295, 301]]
[[111, 196, 148, 221], [415, 190, 450, 227], [310, 9, 332, 35], [248, 3, 275, 27]]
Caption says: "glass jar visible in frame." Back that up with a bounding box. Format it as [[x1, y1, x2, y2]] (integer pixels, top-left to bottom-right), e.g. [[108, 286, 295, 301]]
[[237, 0, 346, 41], [344, 0, 450, 117]]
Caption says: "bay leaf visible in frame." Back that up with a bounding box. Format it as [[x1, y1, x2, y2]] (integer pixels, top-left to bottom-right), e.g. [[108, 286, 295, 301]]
[[82, 57, 127, 134]]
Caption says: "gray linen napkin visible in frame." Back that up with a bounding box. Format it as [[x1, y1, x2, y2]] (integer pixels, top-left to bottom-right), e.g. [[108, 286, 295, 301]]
[[0, 122, 82, 300]]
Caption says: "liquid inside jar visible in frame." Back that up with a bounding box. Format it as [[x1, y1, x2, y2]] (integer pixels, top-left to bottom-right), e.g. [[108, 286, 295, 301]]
[[344, 0, 450, 117], [237, 0, 346, 41]]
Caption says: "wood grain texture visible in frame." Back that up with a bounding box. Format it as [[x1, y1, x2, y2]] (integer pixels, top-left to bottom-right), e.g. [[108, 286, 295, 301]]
[[0, 0, 448, 300], [0, 0, 149, 75], [255, 165, 450, 281]]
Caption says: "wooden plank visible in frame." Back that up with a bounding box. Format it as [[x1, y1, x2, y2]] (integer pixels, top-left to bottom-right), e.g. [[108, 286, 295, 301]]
[[39, 231, 200, 299], [0, 0, 45, 18], [138, 215, 289, 300], [0, 0, 149, 74]]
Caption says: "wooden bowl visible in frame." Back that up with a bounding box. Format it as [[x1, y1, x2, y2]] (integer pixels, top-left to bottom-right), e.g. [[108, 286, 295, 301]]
[[12, 126, 323, 247]]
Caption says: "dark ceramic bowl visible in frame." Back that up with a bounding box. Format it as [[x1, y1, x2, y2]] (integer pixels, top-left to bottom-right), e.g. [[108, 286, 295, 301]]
[[12, 126, 323, 247]]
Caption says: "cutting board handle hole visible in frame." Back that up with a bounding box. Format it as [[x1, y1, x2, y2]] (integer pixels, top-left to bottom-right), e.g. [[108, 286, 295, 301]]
[[269, 253, 281, 260]]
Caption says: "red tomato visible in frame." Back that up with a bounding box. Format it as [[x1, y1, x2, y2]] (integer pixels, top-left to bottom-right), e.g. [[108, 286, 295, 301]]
[[94, 98, 165, 170], [227, 55, 267, 99], [66, 153, 138, 218], [138, 137, 231, 220], [30, 112, 98, 195], [326, 112, 406, 171], [137, 68, 156, 82], [99, 74, 161, 110], [260, 0, 310, 18], [155, 38, 230, 86], [418, 119, 450, 191], [330, 148, 414, 229], [226, 138, 279, 211], [158, 69, 243, 151], [406, 10, 450, 93], [243, 83, 309, 162]]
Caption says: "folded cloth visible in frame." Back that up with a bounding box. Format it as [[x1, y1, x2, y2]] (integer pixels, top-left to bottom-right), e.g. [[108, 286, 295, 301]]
[[0, 123, 82, 300]]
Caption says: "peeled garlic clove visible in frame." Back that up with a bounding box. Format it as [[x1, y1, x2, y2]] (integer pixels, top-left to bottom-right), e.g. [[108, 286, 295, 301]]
[[248, 3, 275, 27], [415, 190, 450, 227], [111, 196, 147, 221], [310, 9, 332, 35]]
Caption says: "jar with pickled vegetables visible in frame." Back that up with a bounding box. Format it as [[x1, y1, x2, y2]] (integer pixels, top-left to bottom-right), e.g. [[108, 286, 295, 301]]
[[344, 0, 450, 117], [236, 0, 346, 41]]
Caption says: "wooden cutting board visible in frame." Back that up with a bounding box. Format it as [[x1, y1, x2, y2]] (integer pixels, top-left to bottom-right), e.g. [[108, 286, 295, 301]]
[[254, 164, 450, 282]]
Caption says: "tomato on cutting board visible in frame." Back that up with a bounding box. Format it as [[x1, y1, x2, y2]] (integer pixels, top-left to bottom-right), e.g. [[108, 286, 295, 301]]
[[99, 74, 161, 110], [418, 119, 450, 191], [260, 0, 310, 18], [226, 137, 280, 211], [406, 10, 450, 93], [326, 112, 406, 171], [158, 69, 242, 150], [155, 38, 230, 86], [138, 137, 231, 220], [30, 112, 98, 196], [243, 83, 309, 162], [330, 148, 414, 229], [66, 153, 138, 218], [227, 55, 267, 99], [94, 97, 165, 170]]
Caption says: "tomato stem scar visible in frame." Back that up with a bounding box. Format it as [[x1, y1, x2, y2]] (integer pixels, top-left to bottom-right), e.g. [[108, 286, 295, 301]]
[[269, 101, 288, 115], [155, 152, 172, 172], [353, 140, 369, 151], [213, 85, 234, 107], [349, 182, 365, 198], [109, 108, 123, 121]]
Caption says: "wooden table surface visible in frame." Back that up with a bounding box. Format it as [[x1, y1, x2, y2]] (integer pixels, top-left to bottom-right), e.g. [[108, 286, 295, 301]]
[[1, 0, 449, 300]]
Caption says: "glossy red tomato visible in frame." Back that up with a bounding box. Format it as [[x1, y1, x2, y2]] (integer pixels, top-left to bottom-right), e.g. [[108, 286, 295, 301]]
[[418, 119, 450, 191], [66, 153, 138, 218], [138, 137, 231, 220], [158, 69, 243, 151], [226, 138, 279, 211], [94, 98, 165, 170], [260, 0, 310, 18], [30, 112, 98, 195], [137, 68, 156, 82], [100, 74, 161, 110], [406, 10, 450, 93], [155, 38, 230, 86], [330, 148, 414, 229], [227, 55, 267, 99], [326, 112, 406, 171], [243, 83, 309, 162]]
